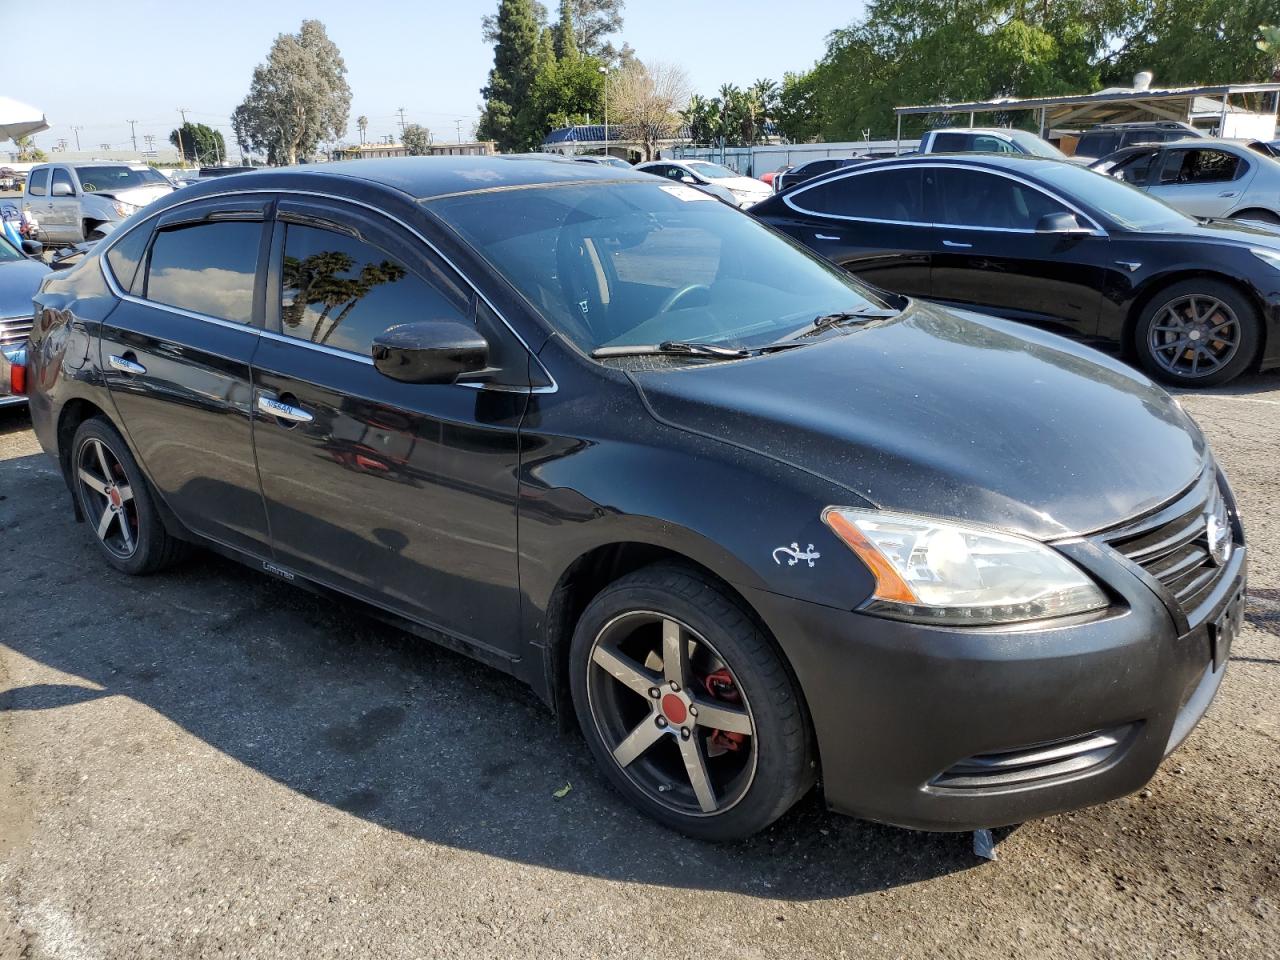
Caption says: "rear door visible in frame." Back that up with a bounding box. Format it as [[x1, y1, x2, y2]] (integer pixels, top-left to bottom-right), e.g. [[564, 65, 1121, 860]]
[[1148, 147, 1255, 218], [98, 198, 271, 554], [250, 197, 528, 653], [926, 166, 1105, 339], [773, 165, 932, 296]]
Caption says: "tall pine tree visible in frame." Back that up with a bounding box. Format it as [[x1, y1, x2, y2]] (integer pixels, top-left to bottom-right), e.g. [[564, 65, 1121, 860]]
[[553, 0, 578, 59], [477, 0, 544, 151]]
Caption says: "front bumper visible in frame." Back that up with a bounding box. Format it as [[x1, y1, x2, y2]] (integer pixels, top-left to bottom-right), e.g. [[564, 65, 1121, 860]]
[[743, 535, 1245, 832]]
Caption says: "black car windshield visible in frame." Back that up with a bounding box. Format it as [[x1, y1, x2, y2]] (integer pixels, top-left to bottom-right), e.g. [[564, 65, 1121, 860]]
[[1033, 162, 1192, 230], [77, 166, 169, 192], [430, 181, 891, 353]]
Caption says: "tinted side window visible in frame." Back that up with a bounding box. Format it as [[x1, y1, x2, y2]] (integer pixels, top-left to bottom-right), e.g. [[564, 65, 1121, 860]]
[[145, 221, 262, 324], [1076, 132, 1120, 158], [27, 169, 48, 197], [105, 224, 154, 294], [933, 169, 1070, 230], [972, 135, 1015, 153], [279, 224, 466, 355], [793, 168, 926, 222], [1110, 150, 1158, 185], [51, 169, 74, 194], [1159, 149, 1241, 185], [931, 133, 971, 152]]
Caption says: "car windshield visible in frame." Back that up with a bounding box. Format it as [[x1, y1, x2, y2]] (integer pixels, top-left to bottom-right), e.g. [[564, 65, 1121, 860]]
[[684, 161, 739, 180], [0, 233, 21, 262], [1032, 162, 1193, 231], [430, 181, 891, 354], [1006, 130, 1067, 159], [76, 166, 170, 192]]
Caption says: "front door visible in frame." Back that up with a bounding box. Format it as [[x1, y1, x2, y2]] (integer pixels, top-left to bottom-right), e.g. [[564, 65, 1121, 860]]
[[98, 198, 272, 554], [1147, 147, 1256, 219], [926, 166, 1105, 339], [774, 165, 933, 297], [250, 198, 528, 655], [47, 167, 80, 242]]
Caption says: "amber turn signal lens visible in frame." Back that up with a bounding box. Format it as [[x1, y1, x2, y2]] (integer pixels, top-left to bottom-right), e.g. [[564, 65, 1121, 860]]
[[823, 509, 919, 604]]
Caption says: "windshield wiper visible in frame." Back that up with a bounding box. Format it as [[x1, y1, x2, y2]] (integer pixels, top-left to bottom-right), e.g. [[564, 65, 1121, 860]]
[[774, 307, 901, 344], [592, 340, 752, 359]]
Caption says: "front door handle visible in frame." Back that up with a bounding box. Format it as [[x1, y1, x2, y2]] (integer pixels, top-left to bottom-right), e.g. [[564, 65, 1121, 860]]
[[942, 240, 973, 249], [108, 354, 146, 375], [814, 233, 841, 241], [257, 394, 313, 424]]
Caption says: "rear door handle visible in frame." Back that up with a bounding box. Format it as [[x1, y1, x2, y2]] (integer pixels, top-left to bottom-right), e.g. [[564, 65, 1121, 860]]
[[108, 354, 146, 375], [257, 394, 313, 424], [942, 240, 973, 249], [1218, 191, 1237, 198]]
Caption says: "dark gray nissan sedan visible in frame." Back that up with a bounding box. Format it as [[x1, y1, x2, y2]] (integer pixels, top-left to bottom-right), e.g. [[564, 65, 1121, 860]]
[[18, 157, 1245, 840]]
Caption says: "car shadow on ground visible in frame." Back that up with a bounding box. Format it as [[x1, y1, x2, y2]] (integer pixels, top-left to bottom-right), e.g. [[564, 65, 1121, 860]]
[[0, 442, 989, 901]]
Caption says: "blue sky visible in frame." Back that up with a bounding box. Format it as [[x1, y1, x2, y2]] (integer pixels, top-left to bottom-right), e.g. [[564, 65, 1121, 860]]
[[14, 0, 864, 157]]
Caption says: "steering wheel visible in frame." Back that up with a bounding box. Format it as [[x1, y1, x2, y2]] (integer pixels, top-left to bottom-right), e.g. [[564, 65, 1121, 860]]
[[657, 283, 712, 315]]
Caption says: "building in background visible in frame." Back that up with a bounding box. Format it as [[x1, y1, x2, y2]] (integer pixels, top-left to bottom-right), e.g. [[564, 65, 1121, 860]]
[[337, 141, 496, 160]]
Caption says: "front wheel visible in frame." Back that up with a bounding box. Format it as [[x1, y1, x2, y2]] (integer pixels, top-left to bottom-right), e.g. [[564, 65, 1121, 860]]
[[570, 564, 814, 840], [1135, 279, 1260, 387]]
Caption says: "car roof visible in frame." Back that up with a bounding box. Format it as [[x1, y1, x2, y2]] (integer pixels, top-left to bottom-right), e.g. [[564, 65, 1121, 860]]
[[929, 127, 1017, 136], [171, 156, 657, 202]]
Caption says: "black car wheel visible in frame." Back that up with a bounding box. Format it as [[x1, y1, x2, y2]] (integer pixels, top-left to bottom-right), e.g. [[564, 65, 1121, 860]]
[[71, 417, 186, 574], [1136, 279, 1260, 387], [570, 563, 813, 840]]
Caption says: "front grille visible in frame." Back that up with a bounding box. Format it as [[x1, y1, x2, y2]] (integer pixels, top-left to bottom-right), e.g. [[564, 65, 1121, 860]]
[[0, 316, 32, 347], [931, 725, 1134, 790], [1106, 478, 1231, 617]]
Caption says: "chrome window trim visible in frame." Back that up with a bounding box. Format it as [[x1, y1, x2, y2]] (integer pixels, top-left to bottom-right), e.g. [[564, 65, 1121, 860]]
[[95, 186, 558, 394], [782, 161, 1109, 237], [98, 260, 260, 336]]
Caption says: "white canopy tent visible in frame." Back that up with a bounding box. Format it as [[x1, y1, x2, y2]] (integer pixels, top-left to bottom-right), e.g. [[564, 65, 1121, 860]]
[[0, 96, 49, 142]]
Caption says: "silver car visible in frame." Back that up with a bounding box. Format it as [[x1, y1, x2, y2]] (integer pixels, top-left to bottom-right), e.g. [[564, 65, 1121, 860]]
[[23, 162, 175, 243], [1091, 138, 1280, 224]]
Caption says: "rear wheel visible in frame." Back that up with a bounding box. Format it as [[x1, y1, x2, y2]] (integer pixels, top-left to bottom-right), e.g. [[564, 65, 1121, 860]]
[[570, 563, 813, 840], [1228, 208, 1280, 226], [70, 417, 186, 575], [1135, 279, 1260, 387]]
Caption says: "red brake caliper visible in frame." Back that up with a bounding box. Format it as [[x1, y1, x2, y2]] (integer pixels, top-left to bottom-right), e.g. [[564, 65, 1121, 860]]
[[703, 668, 747, 756]]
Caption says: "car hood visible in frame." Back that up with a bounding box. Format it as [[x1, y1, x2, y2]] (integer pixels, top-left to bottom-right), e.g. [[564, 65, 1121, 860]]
[[92, 184, 174, 208], [631, 302, 1207, 540], [0, 258, 51, 318]]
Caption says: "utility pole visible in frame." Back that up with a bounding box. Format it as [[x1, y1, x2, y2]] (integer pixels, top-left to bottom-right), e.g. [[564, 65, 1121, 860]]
[[176, 107, 190, 164], [72, 126, 83, 151], [599, 67, 609, 158], [455, 119, 463, 143], [127, 119, 138, 152], [397, 107, 407, 137]]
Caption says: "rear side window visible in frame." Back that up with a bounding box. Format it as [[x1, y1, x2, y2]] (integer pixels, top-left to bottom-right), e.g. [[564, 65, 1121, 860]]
[[971, 135, 1016, 153], [279, 223, 466, 355], [791, 168, 926, 222], [1159, 149, 1242, 185], [1076, 132, 1120, 158], [932, 168, 1070, 230], [105, 225, 154, 294], [27, 169, 48, 197], [931, 133, 972, 152], [144, 221, 262, 324]]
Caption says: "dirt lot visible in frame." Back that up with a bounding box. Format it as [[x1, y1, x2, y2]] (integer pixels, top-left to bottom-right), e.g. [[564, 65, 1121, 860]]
[[1, 374, 1278, 960]]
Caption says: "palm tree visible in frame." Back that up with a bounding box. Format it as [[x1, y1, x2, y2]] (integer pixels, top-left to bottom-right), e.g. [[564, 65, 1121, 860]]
[[356, 115, 368, 145]]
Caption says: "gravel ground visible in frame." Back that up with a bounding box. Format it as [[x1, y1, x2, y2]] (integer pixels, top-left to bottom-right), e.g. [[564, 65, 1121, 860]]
[[1, 373, 1278, 960]]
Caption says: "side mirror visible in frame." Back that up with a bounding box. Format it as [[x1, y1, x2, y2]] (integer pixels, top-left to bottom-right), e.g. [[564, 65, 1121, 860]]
[[1036, 211, 1083, 233], [371, 320, 489, 385], [680, 174, 697, 185], [20, 239, 42, 257], [50, 181, 74, 198]]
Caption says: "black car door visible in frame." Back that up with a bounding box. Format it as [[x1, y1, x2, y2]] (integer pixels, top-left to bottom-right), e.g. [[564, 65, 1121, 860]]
[[250, 197, 528, 655], [98, 198, 272, 555], [926, 166, 1106, 339], [770, 165, 932, 296]]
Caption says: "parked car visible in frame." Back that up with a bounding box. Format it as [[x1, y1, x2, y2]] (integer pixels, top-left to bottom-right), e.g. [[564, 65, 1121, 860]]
[[0, 230, 49, 408], [635, 159, 770, 208], [1089, 138, 1280, 224], [22, 157, 1244, 841], [750, 153, 1280, 386], [573, 155, 632, 169], [918, 127, 1067, 160], [773, 157, 869, 194], [23, 162, 175, 244], [1071, 121, 1203, 161]]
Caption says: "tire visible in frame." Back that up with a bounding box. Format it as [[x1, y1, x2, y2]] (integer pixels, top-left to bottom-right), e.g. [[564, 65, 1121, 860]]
[[1135, 279, 1260, 387], [569, 563, 814, 841], [1228, 208, 1280, 226], [83, 221, 106, 242], [70, 417, 186, 575]]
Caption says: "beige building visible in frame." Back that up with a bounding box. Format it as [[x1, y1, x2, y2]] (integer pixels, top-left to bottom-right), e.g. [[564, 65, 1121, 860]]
[[338, 141, 496, 160]]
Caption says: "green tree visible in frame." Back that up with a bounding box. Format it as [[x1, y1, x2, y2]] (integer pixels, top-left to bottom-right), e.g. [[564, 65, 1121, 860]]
[[1261, 24, 1280, 80], [553, 0, 578, 58], [402, 123, 433, 155], [12, 136, 46, 162], [775, 70, 824, 143], [169, 122, 226, 164], [232, 19, 351, 165], [477, 0, 546, 151], [356, 115, 368, 144], [527, 53, 605, 135], [680, 94, 718, 144]]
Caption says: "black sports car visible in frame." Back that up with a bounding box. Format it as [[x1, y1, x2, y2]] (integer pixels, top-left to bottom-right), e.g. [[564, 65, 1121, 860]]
[[749, 153, 1280, 386], [21, 157, 1244, 840]]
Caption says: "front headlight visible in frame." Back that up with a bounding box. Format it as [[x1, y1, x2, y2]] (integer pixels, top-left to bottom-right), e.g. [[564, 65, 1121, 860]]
[[1250, 247, 1280, 270], [823, 507, 1108, 625], [111, 200, 138, 218]]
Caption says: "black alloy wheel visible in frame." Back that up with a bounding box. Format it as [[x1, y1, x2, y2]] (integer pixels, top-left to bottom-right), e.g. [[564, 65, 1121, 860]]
[[1137, 279, 1260, 387]]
